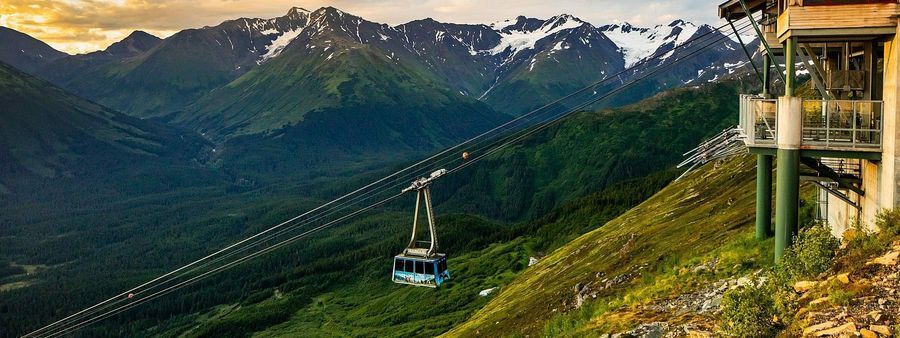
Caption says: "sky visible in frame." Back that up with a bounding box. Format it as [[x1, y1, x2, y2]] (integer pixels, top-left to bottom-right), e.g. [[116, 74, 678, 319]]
[[0, 0, 723, 54]]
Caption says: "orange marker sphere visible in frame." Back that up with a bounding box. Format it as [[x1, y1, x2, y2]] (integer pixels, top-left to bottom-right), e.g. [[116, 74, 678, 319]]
[[462, 152, 470, 160], [128, 293, 134, 299]]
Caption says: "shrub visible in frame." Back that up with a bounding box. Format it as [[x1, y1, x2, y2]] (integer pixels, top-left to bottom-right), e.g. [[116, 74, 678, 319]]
[[843, 210, 900, 267], [790, 223, 840, 278], [720, 282, 777, 337], [719, 223, 840, 334], [875, 209, 900, 237]]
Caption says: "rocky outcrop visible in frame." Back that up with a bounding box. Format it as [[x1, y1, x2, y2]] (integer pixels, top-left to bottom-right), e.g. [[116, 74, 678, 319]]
[[797, 242, 900, 337]]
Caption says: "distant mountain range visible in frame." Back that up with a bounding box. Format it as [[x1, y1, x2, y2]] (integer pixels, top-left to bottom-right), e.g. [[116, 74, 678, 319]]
[[0, 6, 756, 183], [5, 7, 752, 117]]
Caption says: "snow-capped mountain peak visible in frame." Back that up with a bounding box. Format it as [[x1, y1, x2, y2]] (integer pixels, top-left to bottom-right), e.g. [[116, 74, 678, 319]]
[[286, 7, 310, 18], [599, 19, 700, 68], [487, 14, 588, 56]]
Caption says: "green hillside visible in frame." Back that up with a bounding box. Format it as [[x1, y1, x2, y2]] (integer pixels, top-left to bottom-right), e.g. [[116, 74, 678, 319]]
[[170, 20, 507, 142], [446, 155, 768, 336], [36, 23, 280, 117], [172, 35, 501, 139]]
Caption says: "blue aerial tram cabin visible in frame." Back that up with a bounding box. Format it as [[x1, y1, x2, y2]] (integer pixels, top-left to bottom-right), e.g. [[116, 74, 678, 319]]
[[392, 169, 451, 288], [392, 254, 449, 287]]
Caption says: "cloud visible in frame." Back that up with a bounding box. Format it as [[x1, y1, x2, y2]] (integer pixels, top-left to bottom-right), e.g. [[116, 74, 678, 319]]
[[1, 0, 723, 54]]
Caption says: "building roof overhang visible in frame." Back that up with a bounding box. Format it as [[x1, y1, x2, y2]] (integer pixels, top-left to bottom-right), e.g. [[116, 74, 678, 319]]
[[719, 0, 768, 20]]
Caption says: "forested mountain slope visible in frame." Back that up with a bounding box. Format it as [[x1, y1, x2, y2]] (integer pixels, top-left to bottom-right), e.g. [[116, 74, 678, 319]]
[[0, 61, 212, 198], [170, 8, 507, 142], [434, 80, 745, 220]]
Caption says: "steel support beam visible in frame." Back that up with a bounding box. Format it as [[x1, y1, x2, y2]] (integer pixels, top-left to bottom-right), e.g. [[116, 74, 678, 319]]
[[748, 147, 883, 161], [811, 181, 861, 210], [799, 44, 833, 99], [799, 157, 865, 197], [797, 47, 833, 99], [757, 154, 774, 239]]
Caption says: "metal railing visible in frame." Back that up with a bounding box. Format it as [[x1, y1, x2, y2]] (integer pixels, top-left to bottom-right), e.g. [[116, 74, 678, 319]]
[[738, 96, 883, 151], [800, 99, 882, 150], [738, 94, 777, 146]]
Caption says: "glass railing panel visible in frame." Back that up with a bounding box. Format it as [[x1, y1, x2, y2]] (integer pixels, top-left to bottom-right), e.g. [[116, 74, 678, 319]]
[[801, 99, 883, 149]]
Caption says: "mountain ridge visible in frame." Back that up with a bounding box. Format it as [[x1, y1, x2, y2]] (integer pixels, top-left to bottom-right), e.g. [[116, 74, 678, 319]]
[[0, 26, 67, 73], [4, 7, 751, 120]]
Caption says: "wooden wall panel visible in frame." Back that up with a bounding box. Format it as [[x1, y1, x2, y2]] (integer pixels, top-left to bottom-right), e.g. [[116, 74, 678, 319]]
[[778, 3, 899, 37]]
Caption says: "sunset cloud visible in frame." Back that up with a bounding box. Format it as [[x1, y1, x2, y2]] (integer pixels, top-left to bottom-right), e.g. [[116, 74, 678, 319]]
[[0, 0, 721, 54]]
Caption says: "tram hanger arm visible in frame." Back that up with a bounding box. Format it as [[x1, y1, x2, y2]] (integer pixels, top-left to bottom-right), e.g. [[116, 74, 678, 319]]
[[402, 169, 448, 193]]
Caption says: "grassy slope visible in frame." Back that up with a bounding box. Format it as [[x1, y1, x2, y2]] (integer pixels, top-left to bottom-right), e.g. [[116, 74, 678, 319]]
[[446, 155, 774, 336]]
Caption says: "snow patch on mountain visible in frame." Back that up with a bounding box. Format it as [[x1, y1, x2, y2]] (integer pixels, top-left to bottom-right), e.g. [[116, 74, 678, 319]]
[[488, 15, 584, 56], [259, 27, 305, 63]]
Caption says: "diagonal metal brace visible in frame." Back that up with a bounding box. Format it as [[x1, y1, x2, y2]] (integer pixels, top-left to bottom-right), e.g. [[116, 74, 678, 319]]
[[727, 18, 763, 84], [738, 0, 786, 83], [797, 45, 833, 99], [800, 157, 864, 197], [812, 181, 861, 210]]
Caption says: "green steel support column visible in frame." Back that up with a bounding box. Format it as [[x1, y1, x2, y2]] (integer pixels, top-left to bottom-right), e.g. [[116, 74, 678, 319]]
[[775, 44, 799, 263], [774, 149, 799, 262], [784, 38, 797, 96], [762, 54, 771, 96], [756, 154, 773, 240]]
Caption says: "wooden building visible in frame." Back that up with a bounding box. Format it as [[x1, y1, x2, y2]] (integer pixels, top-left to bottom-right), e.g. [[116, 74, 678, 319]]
[[719, 0, 900, 261]]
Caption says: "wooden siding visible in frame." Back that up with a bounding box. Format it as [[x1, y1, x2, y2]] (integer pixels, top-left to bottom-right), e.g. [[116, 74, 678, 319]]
[[777, 3, 899, 39]]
